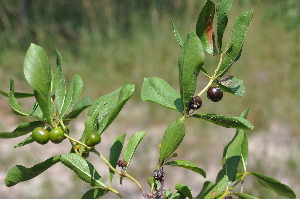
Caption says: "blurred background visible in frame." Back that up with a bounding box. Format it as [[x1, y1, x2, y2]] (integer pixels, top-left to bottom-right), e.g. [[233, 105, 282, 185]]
[[0, 0, 299, 198]]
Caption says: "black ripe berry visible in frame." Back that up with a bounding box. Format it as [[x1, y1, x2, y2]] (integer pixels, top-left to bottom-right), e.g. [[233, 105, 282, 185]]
[[207, 87, 223, 102], [189, 96, 202, 110]]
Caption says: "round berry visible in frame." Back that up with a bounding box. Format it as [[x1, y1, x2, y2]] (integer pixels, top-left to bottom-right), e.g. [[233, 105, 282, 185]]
[[85, 132, 101, 147], [32, 127, 50, 145], [189, 96, 202, 110], [49, 127, 65, 144], [207, 87, 223, 102]]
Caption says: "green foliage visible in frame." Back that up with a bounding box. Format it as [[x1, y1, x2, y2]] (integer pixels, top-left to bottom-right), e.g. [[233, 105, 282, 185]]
[[159, 118, 186, 166], [60, 153, 107, 188], [178, 31, 205, 115], [5, 156, 61, 187], [0, 0, 296, 199], [24, 44, 54, 125], [141, 77, 183, 113], [123, 131, 147, 169], [165, 160, 206, 178]]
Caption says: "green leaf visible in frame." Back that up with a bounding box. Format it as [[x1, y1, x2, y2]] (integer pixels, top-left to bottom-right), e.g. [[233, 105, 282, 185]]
[[159, 118, 186, 166], [64, 96, 93, 120], [81, 188, 108, 199], [216, 10, 253, 77], [55, 48, 62, 67], [59, 74, 83, 118], [175, 183, 193, 199], [196, 0, 217, 54], [147, 177, 155, 187], [5, 156, 60, 187], [165, 160, 206, 178], [240, 107, 249, 119], [217, 75, 246, 97], [216, 0, 233, 51], [240, 131, 248, 169], [165, 189, 173, 198], [109, 133, 126, 183], [0, 89, 34, 98], [171, 19, 184, 47], [0, 121, 44, 138], [141, 77, 183, 113], [222, 129, 244, 181], [53, 50, 66, 115], [171, 191, 186, 199], [235, 193, 260, 199], [28, 101, 45, 120], [250, 172, 296, 199], [203, 175, 231, 199], [192, 113, 254, 130], [178, 31, 205, 115], [60, 153, 107, 188], [197, 181, 215, 198], [124, 131, 146, 169], [8, 79, 28, 116], [23, 43, 53, 125], [80, 84, 134, 143], [14, 135, 34, 148]]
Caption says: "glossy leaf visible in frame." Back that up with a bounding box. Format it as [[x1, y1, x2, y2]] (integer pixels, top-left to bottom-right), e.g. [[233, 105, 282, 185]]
[[141, 77, 183, 113], [124, 131, 146, 169], [235, 193, 260, 199], [53, 49, 66, 115], [196, 0, 217, 54], [14, 135, 34, 148], [23, 43, 53, 125], [80, 84, 134, 143], [178, 31, 205, 115], [109, 133, 126, 183], [5, 156, 60, 187], [60, 153, 107, 188], [217, 75, 246, 97], [0, 121, 44, 138], [165, 160, 206, 177], [65, 96, 93, 120], [175, 183, 193, 199], [192, 113, 254, 130], [250, 172, 296, 199], [216, 0, 233, 51], [59, 74, 83, 118], [81, 188, 108, 199], [203, 175, 230, 199], [222, 129, 244, 181], [171, 19, 184, 47], [8, 79, 28, 116], [216, 10, 253, 77], [159, 118, 185, 166]]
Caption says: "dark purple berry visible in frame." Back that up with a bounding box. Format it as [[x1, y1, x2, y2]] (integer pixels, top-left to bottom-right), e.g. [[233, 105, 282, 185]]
[[207, 87, 223, 102], [189, 96, 202, 110]]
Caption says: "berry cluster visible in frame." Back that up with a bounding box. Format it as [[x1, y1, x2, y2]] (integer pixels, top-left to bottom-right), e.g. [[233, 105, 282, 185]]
[[31, 127, 101, 147], [32, 127, 65, 144]]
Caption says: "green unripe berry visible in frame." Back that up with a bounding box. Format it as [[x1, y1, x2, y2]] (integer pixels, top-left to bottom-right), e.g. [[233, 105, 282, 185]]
[[32, 127, 50, 145], [85, 132, 101, 147], [49, 127, 65, 144]]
